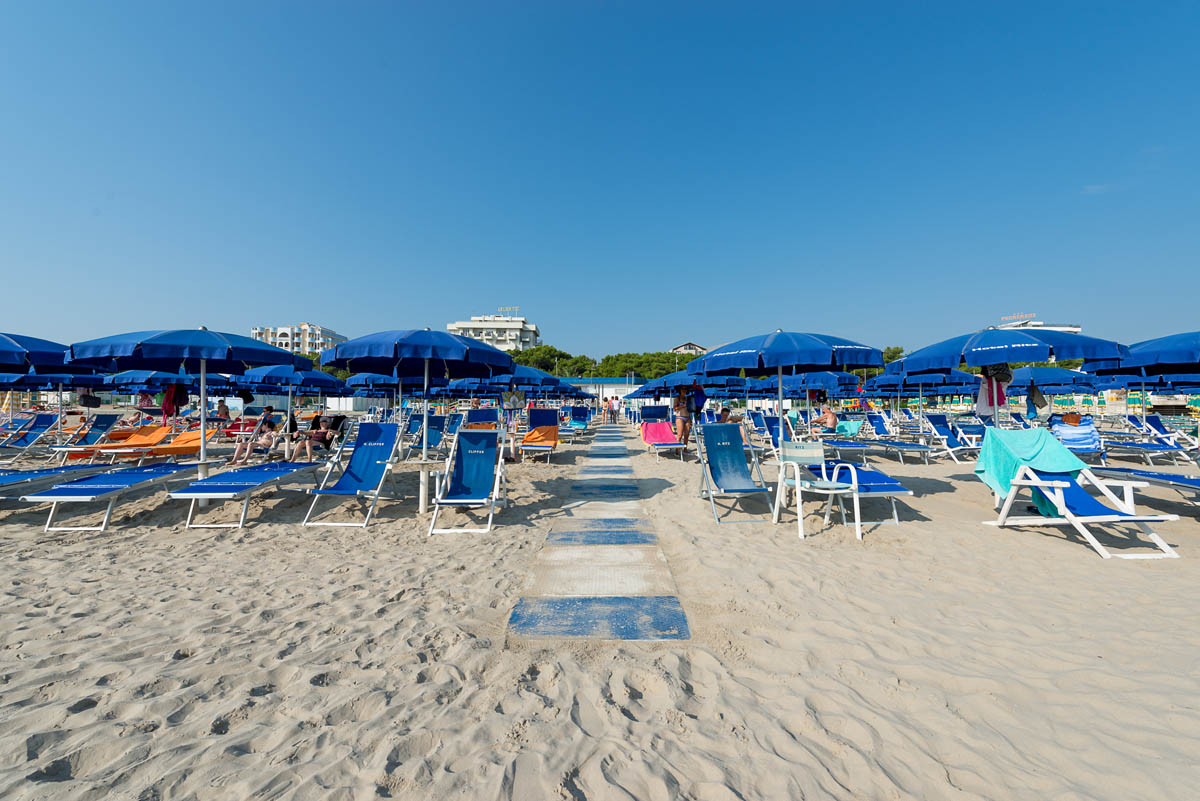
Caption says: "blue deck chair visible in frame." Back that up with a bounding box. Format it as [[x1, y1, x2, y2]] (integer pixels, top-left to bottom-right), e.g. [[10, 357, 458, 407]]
[[0, 464, 113, 500], [639, 405, 670, 423], [925, 413, 980, 463], [698, 423, 771, 524], [170, 461, 321, 529], [23, 462, 198, 532], [748, 410, 769, 439], [428, 428, 506, 535], [445, 412, 464, 437], [989, 464, 1179, 559], [74, 413, 122, 447], [303, 422, 401, 527], [0, 413, 58, 448], [404, 414, 447, 460], [1008, 412, 1033, 429]]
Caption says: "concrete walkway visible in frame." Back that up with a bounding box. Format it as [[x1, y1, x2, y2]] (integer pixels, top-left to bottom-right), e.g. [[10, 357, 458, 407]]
[[508, 423, 690, 640]]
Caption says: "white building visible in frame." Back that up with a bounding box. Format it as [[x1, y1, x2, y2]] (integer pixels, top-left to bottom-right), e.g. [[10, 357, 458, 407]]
[[447, 314, 541, 351], [669, 342, 707, 355], [250, 322, 347, 354], [996, 316, 1082, 334]]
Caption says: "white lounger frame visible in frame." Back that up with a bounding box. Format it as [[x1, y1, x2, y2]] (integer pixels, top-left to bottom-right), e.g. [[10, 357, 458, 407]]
[[172, 463, 320, 529], [428, 428, 507, 536], [984, 465, 1179, 559]]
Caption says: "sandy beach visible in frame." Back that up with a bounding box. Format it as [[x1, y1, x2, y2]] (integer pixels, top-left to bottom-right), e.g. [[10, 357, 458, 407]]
[[1, 425, 1198, 800]]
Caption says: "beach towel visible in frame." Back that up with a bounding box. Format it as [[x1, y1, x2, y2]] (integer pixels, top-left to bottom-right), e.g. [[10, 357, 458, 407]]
[[1050, 414, 1101, 452], [835, 420, 862, 437], [976, 428, 1085, 516]]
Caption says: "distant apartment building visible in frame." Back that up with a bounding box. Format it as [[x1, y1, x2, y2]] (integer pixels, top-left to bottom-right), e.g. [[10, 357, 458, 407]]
[[250, 322, 347, 354], [447, 314, 541, 351], [669, 342, 707, 356]]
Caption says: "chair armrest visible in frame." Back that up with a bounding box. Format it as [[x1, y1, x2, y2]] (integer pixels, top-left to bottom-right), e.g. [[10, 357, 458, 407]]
[[1010, 478, 1070, 488]]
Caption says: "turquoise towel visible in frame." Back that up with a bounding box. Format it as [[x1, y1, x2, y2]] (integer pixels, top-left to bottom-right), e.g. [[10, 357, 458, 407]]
[[975, 428, 1086, 516], [835, 421, 863, 436]]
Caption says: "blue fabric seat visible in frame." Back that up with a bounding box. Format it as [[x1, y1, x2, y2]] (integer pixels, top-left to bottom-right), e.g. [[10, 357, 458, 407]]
[[23, 463, 197, 532], [698, 424, 771, 523]]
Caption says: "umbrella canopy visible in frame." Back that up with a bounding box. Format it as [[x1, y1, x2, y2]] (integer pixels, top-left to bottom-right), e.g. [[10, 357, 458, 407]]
[[242, 365, 345, 391], [493, 364, 558, 386], [886, 328, 1127, 374], [687, 331, 883, 377], [68, 329, 295, 373], [0, 333, 68, 371], [104, 370, 189, 389], [1084, 331, 1200, 379], [1010, 366, 1096, 390], [319, 329, 513, 378]]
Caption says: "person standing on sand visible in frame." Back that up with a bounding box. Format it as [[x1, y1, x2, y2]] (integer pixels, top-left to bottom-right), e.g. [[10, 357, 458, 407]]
[[673, 386, 692, 446]]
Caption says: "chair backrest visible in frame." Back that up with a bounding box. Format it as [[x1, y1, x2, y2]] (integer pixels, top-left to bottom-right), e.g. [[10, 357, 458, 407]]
[[1143, 415, 1174, 438], [763, 416, 789, 447], [749, 410, 766, 431], [641, 421, 678, 445], [780, 441, 824, 464], [330, 423, 398, 491], [445, 429, 498, 499], [926, 413, 950, 428], [529, 408, 558, 429], [465, 408, 499, 425], [640, 405, 669, 422], [79, 414, 122, 446], [118, 425, 172, 447], [4, 413, 57, 445], [866, 413, 889, 436], [406, 415, 423, 435], [700, 424, 758, 492], [570, 406, 588, 422], [445, 412, 463, 435]]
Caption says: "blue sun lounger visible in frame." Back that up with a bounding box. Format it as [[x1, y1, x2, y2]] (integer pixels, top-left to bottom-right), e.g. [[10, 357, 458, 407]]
[[428, 428, 506, 535], [519, 408, 560, 462], [0, 464, 113, 500], [303, 422, 402, 527], [1092, 466, 1200, 506], [1142, 414, 1200, 450], [698, 423, 771, 524], [22, 462, 199, 532], [802, 459, 914, 540], [170, 461, 321, 529]]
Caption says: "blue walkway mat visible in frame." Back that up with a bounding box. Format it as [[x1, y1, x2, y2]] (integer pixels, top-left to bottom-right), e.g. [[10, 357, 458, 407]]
[[508, 596, 690, 640], [547, 528, 657, 545]]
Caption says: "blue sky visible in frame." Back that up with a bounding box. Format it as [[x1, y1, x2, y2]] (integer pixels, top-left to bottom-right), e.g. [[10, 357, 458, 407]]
[[2, 2, 1197, 357]]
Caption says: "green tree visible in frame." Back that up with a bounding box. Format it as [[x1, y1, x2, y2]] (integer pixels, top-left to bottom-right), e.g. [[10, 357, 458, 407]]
[[509, 345, 574, 373], [301, 353, 350, 380]]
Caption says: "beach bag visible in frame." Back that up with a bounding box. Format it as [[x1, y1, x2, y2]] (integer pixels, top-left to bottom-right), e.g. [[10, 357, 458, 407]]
[[78, 388, 101, 408], [1063, 412, 1081, 426], [236, 389, 255, 404]]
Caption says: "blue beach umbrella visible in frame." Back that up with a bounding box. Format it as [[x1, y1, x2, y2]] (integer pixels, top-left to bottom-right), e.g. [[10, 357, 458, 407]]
[[688, 330, 882, 421], [322, 329, 514, 461], [0, 333, 68, 371], [886, 328, 1128, 375], [69, 328, 295, 473]]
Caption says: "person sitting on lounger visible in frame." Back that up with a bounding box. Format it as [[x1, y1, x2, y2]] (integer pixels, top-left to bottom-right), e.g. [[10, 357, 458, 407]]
[[718, 407, 742, 424], [291, 417, 335, 462], [812, 405, 837, 433], [231, 420, 277, 465], [214, 399, 230, 420]]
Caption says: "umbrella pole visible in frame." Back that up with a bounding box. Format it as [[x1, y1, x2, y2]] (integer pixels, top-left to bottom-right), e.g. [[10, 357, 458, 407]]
[[198, 360, 210, 506], [285, 385, 294, 459], [777, 366, 784, 441], [419, 359, 430, 515], [422, 360, 430, 461], [57, 383, 63, 440]]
